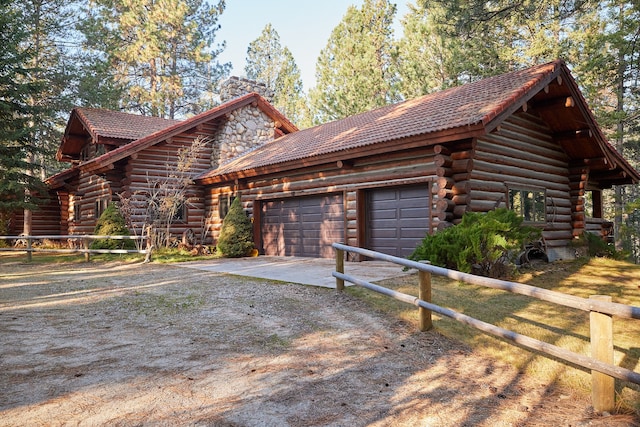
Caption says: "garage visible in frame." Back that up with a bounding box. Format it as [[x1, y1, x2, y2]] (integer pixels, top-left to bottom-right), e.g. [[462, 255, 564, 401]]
[[366, 185, 431, 258], [261, 193, 344, 258]]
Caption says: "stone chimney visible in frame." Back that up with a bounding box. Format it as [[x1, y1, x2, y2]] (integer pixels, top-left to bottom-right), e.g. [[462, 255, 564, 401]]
[[219, 76, 274, 103]]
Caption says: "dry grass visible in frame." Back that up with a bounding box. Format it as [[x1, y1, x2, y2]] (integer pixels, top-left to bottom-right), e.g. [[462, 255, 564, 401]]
[[348, 256, 640, 415]]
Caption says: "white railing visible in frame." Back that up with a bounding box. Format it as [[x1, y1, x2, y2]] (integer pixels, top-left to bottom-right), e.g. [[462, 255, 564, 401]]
[[0, 235, 152, 262]]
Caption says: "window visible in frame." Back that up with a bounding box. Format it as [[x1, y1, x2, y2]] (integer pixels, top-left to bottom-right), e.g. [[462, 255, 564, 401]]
[[173, 202, 187, 222], [73, 204, 81, 222], [219, 194, 234, 219], [95, 198, 109, 218], [508, 187, 546, 223], [80, 145, 90, 162]]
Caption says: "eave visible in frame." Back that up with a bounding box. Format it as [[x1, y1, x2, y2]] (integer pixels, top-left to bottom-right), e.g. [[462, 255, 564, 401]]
[[79, 93, 298, 175], [196, 125, 485, 185]]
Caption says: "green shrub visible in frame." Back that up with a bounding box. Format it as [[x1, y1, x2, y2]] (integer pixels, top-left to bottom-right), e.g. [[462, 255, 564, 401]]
[[576, 231, 627, 260], [409, 208, 541, 278], [90, 202, 135, 250], [216, 197, 255, 258]]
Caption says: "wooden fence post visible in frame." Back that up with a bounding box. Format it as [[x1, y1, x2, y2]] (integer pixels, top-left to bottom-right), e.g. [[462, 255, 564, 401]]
[[590, 295, 614, 413], [336, 246, 345, 292], [26, 237, 32, 263], [419, 267, 432, 331], [83, 237, 90, 262]]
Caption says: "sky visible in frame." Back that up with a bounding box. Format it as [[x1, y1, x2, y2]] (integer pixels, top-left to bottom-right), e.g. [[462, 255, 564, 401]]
[[215, 1, 411, 92]]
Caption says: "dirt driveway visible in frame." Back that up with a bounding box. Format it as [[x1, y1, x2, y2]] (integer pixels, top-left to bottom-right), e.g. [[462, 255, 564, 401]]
[[0, 260, 637, 426]]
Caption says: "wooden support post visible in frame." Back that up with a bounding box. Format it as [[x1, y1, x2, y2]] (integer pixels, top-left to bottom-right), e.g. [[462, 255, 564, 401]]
[[419, 262, 432, 331], [26, 237, 32, 263], [336, 246, 345, 292], [590, 295, 615, 413], [83, 237, 90, 262]]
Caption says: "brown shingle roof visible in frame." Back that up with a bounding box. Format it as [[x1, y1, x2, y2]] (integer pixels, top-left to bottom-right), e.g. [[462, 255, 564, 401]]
[[198, 61, 563, 182], [75, 107, 181, 141], [79, 93, 297, 174]]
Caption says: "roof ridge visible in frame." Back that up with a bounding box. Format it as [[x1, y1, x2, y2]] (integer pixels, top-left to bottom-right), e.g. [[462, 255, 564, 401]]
[[196, 60, 567, 182]]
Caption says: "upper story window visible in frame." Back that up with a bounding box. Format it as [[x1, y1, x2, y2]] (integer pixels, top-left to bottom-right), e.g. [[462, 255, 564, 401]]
[[80, 144, 105, 162], [508, 186, 546, 223], [80, 145, 90, 162]]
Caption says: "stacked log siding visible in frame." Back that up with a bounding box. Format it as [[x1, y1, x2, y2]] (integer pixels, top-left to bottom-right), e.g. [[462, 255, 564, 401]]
[[208, 145, 440, 255], [474, 113, 574, 254]]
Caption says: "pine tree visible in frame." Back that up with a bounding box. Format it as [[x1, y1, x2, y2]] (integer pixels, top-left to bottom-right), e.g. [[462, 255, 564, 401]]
[[416, 0, 589, 79], [20, 0, 78, 179], [566, 1, 640, 258], [245, 24, 308, 127], [216, 197, 254, 258], [79, 0, 230, 118], [91, 202, 135, 250], [396, 2, 460, 99], [0, 0, 48, 226], [309, 0, 400, 124]]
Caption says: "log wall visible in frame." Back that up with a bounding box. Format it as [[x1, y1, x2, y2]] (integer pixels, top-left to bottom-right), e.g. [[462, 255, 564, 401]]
[[123, 125, 217, 240], [204, 145, 440, 249], [68, 172, 113, 235], [474, 113, 575, 259], [9, 191, 63, 235]]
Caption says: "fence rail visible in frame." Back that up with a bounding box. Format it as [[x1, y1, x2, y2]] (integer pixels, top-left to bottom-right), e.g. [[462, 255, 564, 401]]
[[332, 242, 640, 413], [0, 235, 152, 262]]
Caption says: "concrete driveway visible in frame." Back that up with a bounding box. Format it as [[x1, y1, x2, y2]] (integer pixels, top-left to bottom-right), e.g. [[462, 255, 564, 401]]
[[177, 256, 413, 288]]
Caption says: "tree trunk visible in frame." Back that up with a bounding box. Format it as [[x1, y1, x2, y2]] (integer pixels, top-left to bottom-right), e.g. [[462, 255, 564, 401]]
[[614, 19, 625, 249]]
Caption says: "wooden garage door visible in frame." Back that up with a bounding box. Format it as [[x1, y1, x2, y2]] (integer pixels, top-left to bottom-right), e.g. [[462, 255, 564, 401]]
[[367, 185, 431, 258], [261, 194, 344, 258]]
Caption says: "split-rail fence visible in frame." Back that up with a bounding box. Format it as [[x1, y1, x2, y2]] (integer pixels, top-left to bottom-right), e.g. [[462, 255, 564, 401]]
[[332, 242, 640, 413], [0, 235, 152, 262]]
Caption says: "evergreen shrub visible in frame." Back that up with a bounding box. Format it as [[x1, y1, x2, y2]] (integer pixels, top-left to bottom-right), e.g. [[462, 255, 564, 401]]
[[409, 208, 541, 278], [578, 231, 627, 260], [91, 202, 135, 250], [216, 197, 255, 258]]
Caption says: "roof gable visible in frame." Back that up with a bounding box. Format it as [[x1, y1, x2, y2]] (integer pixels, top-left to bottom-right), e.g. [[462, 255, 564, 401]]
[[197, 60, 639, 186], [57, 108, 180, 161], [76, 93, 297, 174]]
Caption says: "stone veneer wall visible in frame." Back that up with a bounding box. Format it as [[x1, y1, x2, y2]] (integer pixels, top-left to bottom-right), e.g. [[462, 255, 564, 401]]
[[212, 77, 279, 169], [213, 107, 277, 168]]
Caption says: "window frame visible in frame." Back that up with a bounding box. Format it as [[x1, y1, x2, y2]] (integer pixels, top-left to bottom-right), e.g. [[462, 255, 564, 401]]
[[95, 198, 109, 219], [73, 203, 81, 222], [218, 194, 234, 220], [506, 185, 547, 224]]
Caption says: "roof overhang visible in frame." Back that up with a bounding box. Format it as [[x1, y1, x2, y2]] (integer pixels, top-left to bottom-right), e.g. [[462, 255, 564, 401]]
[[80, 93, 298, 175]]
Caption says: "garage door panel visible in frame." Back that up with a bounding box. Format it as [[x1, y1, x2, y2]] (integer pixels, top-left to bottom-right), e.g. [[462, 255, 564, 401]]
[[367, 185, 430, 258], [261, 194, 344, 258], [400, 207, 430, 218]]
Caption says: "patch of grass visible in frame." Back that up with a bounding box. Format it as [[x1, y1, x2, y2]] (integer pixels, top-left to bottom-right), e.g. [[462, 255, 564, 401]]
[[347, 257, 640, 414], [264, 333, 291, 351], [129, 292, 204, 316], [150, 248, 219, 263], [0, 248, 219, 265]]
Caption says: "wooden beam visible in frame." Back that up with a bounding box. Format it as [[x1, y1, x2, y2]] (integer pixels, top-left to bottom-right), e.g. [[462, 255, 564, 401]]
[[531, 96, 576, 111], [555, 128, 593, 141]]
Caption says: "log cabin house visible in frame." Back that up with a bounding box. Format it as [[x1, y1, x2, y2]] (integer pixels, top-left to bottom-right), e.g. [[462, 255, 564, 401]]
[[11, 78, 297, 241], [196, 60, 639, 261], [15, 61, 640, 262]]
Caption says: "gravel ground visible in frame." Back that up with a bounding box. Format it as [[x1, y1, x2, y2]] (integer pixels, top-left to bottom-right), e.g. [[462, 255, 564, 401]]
[[0, 260, 638, 426]]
